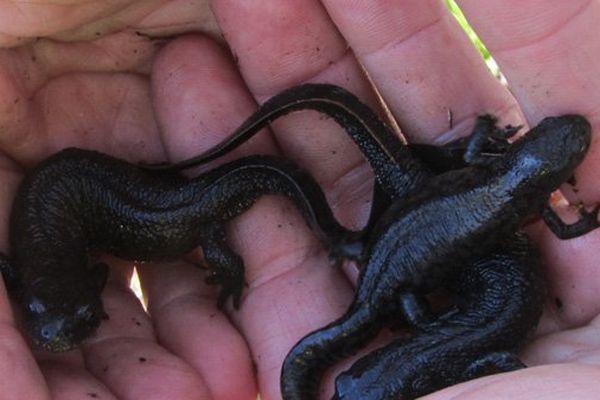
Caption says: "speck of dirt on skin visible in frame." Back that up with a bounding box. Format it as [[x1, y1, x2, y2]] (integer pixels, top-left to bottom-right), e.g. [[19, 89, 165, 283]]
[[331, 150, 337, 155], [95, 32, 101, 37], [102, 366, 109, 373], [132, 317, 142, 326], [139, 357, 147, 363], [87, 393, 99, 398], [231, 51, 239, 66], [277, 224, 283, 228], [555, 297, 563, 310]]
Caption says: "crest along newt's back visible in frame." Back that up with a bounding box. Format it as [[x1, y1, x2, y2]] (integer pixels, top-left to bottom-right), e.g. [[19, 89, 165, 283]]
[[0, 150, 357, 352], [333, 233, 544, 400], [280, 114, 598, 400]]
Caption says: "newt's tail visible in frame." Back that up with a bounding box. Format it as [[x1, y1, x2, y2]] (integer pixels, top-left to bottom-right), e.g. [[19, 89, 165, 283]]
[[280, 303, 379, 400]]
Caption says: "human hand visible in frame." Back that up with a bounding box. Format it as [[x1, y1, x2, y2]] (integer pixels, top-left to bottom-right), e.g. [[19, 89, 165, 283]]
[[2, 1, 600, 400], [0, 2, 254, 399], [176, 2, 600, 399]]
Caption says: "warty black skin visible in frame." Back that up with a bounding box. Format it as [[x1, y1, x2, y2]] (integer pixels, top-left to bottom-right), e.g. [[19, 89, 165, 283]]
[[144, 84, 596, 399], [2, 149, 354, 352], [332, 233, 544, 400], [280, 114, 594, 400]]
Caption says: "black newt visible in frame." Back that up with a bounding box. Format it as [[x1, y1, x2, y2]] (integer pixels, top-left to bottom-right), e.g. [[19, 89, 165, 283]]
[[329, 115, 535, 400], [333, 233, 544, 400], [0, 151, 356, 351], [281, 114, 596, 400]]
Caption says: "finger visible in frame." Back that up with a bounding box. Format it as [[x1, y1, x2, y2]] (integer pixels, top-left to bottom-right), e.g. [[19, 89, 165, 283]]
[[80, 262, 212, 400], [39, 359, 116, 400], [0, 1, 220, 47], [422, 364, 600, 400], [211, 0, 384, 229], [522, 310, 600, 367], [0, 157, 49, 399], [141, 260, 257, 400], [320, 0, 524, 142], [456, 0, 600, 199], [0, 53, 165, 165], [533, 223, 600, 329], [0, 2, 129, 44], [0, 2, 174, 45], [141, 36, 273, 400], [455, 0, 600, 329], [151, 35, 278, 164]]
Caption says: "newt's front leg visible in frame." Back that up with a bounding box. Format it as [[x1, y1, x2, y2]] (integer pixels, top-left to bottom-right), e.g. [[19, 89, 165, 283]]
[[409, 114, 520, 172], [542, 205, 600, 239], [198, 224, 246, 309]]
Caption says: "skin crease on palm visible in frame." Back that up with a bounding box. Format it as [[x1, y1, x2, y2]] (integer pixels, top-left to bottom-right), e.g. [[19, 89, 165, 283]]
[[2, 0, 600, 399]]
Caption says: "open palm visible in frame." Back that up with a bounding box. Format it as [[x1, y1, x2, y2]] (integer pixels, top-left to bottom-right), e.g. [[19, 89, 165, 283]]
[[1, 1, 600, 400]]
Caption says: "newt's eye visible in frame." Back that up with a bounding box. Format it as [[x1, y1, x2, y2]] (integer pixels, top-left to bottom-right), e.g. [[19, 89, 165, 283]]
[[27, 298, 46, 314]]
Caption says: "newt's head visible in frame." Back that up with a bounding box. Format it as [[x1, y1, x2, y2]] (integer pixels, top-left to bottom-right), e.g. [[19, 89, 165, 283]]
[[505, 114, 591, 193], [20, 262, 108, 352]]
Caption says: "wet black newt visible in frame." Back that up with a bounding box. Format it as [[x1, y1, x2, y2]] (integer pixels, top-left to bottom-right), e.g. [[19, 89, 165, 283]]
[[333, 233, 544, 400], [0, 150, 355, 351], [281, 114, 596, 400]]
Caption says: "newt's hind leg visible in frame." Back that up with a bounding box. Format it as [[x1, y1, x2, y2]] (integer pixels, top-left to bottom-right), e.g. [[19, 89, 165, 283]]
[[395, 292, 436, 330], [198, 225, 246, 309]]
